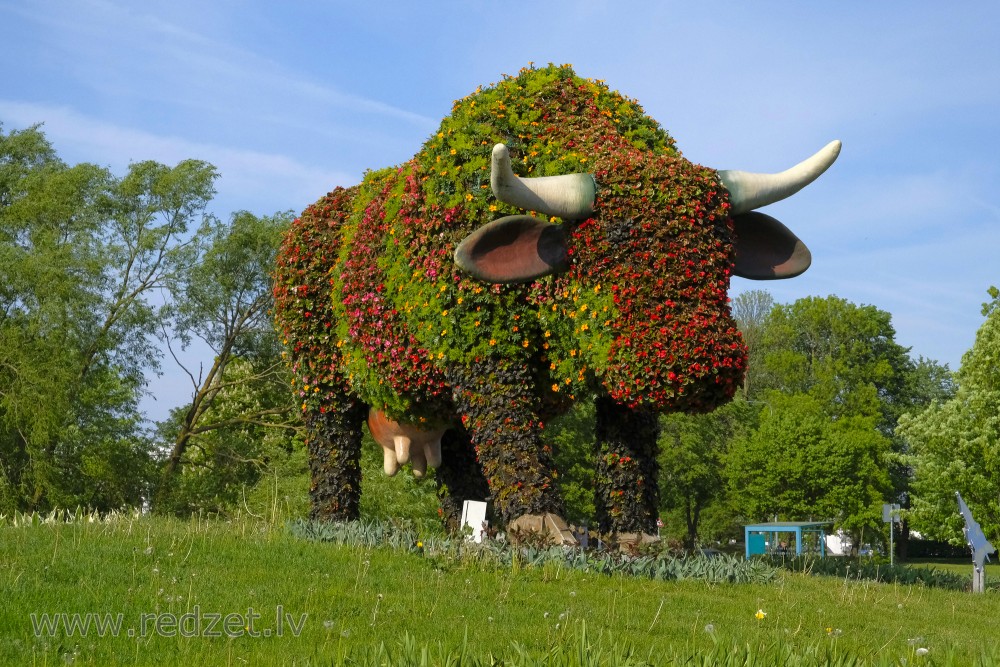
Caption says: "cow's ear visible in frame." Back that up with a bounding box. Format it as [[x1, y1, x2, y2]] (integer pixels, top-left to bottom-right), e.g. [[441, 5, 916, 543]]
[[732, 212, 811, 280], [455, 215, 569, 284]]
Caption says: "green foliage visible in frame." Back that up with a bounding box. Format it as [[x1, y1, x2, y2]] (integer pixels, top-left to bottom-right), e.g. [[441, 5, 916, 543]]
[[0, 123, 213, 513], [657, 399, 757, 548], [728, 393, 891, 533], [545, 399, 597, 525], [156, 209, 297, 512], [901, 287, 1000, 543], [730, 289, 775, 399], [761, 295, 912, 426]]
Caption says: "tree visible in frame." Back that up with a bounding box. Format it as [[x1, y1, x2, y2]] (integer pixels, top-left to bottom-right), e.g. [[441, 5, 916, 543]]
[[154, 358, 301, 515], [760, 295, 912, 426], [658, 399, 756, 549], [901, 287, 1000, 543], [156, 210, 296, 511], [545, 397, 597, 526], [748, 295, 953, 554], [0, 122, 217, 512], [731, 289, 775, 400], [727, 392, 892, 547]]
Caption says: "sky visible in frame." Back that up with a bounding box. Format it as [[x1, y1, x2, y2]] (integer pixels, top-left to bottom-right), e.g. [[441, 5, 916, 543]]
[[2, 1, 998, 423]]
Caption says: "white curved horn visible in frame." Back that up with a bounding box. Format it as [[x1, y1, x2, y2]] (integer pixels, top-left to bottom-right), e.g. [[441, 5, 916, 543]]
[[491, 144, 596, 220], [719, 140, 842, 216]]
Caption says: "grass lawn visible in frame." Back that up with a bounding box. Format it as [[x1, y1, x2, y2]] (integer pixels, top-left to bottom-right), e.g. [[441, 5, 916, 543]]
[[3, 515, 1000, 665]]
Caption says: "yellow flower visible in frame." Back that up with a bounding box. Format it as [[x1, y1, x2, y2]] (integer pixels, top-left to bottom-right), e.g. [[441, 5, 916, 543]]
[[489, 339, 496, 346], [551, 384, 559, 392], [755, 609, 766, 620]]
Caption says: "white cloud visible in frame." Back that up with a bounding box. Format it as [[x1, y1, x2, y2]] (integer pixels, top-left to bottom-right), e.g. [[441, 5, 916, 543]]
[[0, 100, 352, 215]]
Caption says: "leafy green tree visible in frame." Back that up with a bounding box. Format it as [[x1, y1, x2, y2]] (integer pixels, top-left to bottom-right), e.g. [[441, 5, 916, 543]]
[[901, 287, 1000, 543], [752, 295, 954, 554], [761, 296, 912, 426], [545, 398, 597, 526], [728, 392, 892, 547], [0, 122, 217, 512], [658, 399, 756, 549], [156, 210, 296, 511], [731, 289, 775, 400], [155, 359, 301, 515]]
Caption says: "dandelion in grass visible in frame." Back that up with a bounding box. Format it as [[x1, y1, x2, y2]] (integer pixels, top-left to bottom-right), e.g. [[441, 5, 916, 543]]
[[826, 627, 842, 637], [323, 620, 335, 630], [755, 609, 767, 620], [916, 648, 929, 656], [704, 623, 715, 634]]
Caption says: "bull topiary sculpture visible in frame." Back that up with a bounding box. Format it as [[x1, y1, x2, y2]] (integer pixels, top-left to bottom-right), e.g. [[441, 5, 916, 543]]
[[273, 65, 839, 541]]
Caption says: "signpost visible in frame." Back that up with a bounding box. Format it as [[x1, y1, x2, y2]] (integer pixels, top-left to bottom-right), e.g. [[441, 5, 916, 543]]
[[955, 492, 996, 593], [882, 503, 900, 566]]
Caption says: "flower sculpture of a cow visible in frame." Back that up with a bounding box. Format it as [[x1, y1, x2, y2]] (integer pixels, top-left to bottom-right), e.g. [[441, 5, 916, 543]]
[[273, 65, 840, 542]]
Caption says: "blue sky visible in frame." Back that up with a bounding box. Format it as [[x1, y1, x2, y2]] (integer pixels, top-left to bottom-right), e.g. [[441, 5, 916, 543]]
[[2, 1, 998, 422]]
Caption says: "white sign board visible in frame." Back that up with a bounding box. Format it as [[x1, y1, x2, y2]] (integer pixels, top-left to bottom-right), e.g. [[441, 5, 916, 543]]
[[461, 500, 488, 543]]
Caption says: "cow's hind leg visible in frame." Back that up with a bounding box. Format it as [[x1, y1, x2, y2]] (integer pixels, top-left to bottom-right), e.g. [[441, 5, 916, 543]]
[[594, 395, 661, 537], [305, 393, 367, 521]]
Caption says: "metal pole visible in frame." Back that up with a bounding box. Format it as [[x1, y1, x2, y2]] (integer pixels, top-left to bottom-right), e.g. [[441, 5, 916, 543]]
[[889, 518, 894, 566]]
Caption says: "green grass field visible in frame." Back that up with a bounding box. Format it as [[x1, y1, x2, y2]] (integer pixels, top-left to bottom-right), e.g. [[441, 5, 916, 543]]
[[3, 514, 1000, 666]]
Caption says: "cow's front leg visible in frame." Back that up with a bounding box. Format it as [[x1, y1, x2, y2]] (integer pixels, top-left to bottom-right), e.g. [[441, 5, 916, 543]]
[[594, 395, 661, 538], [305, 393, 367, 521], [447, 359, 575, 544]]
